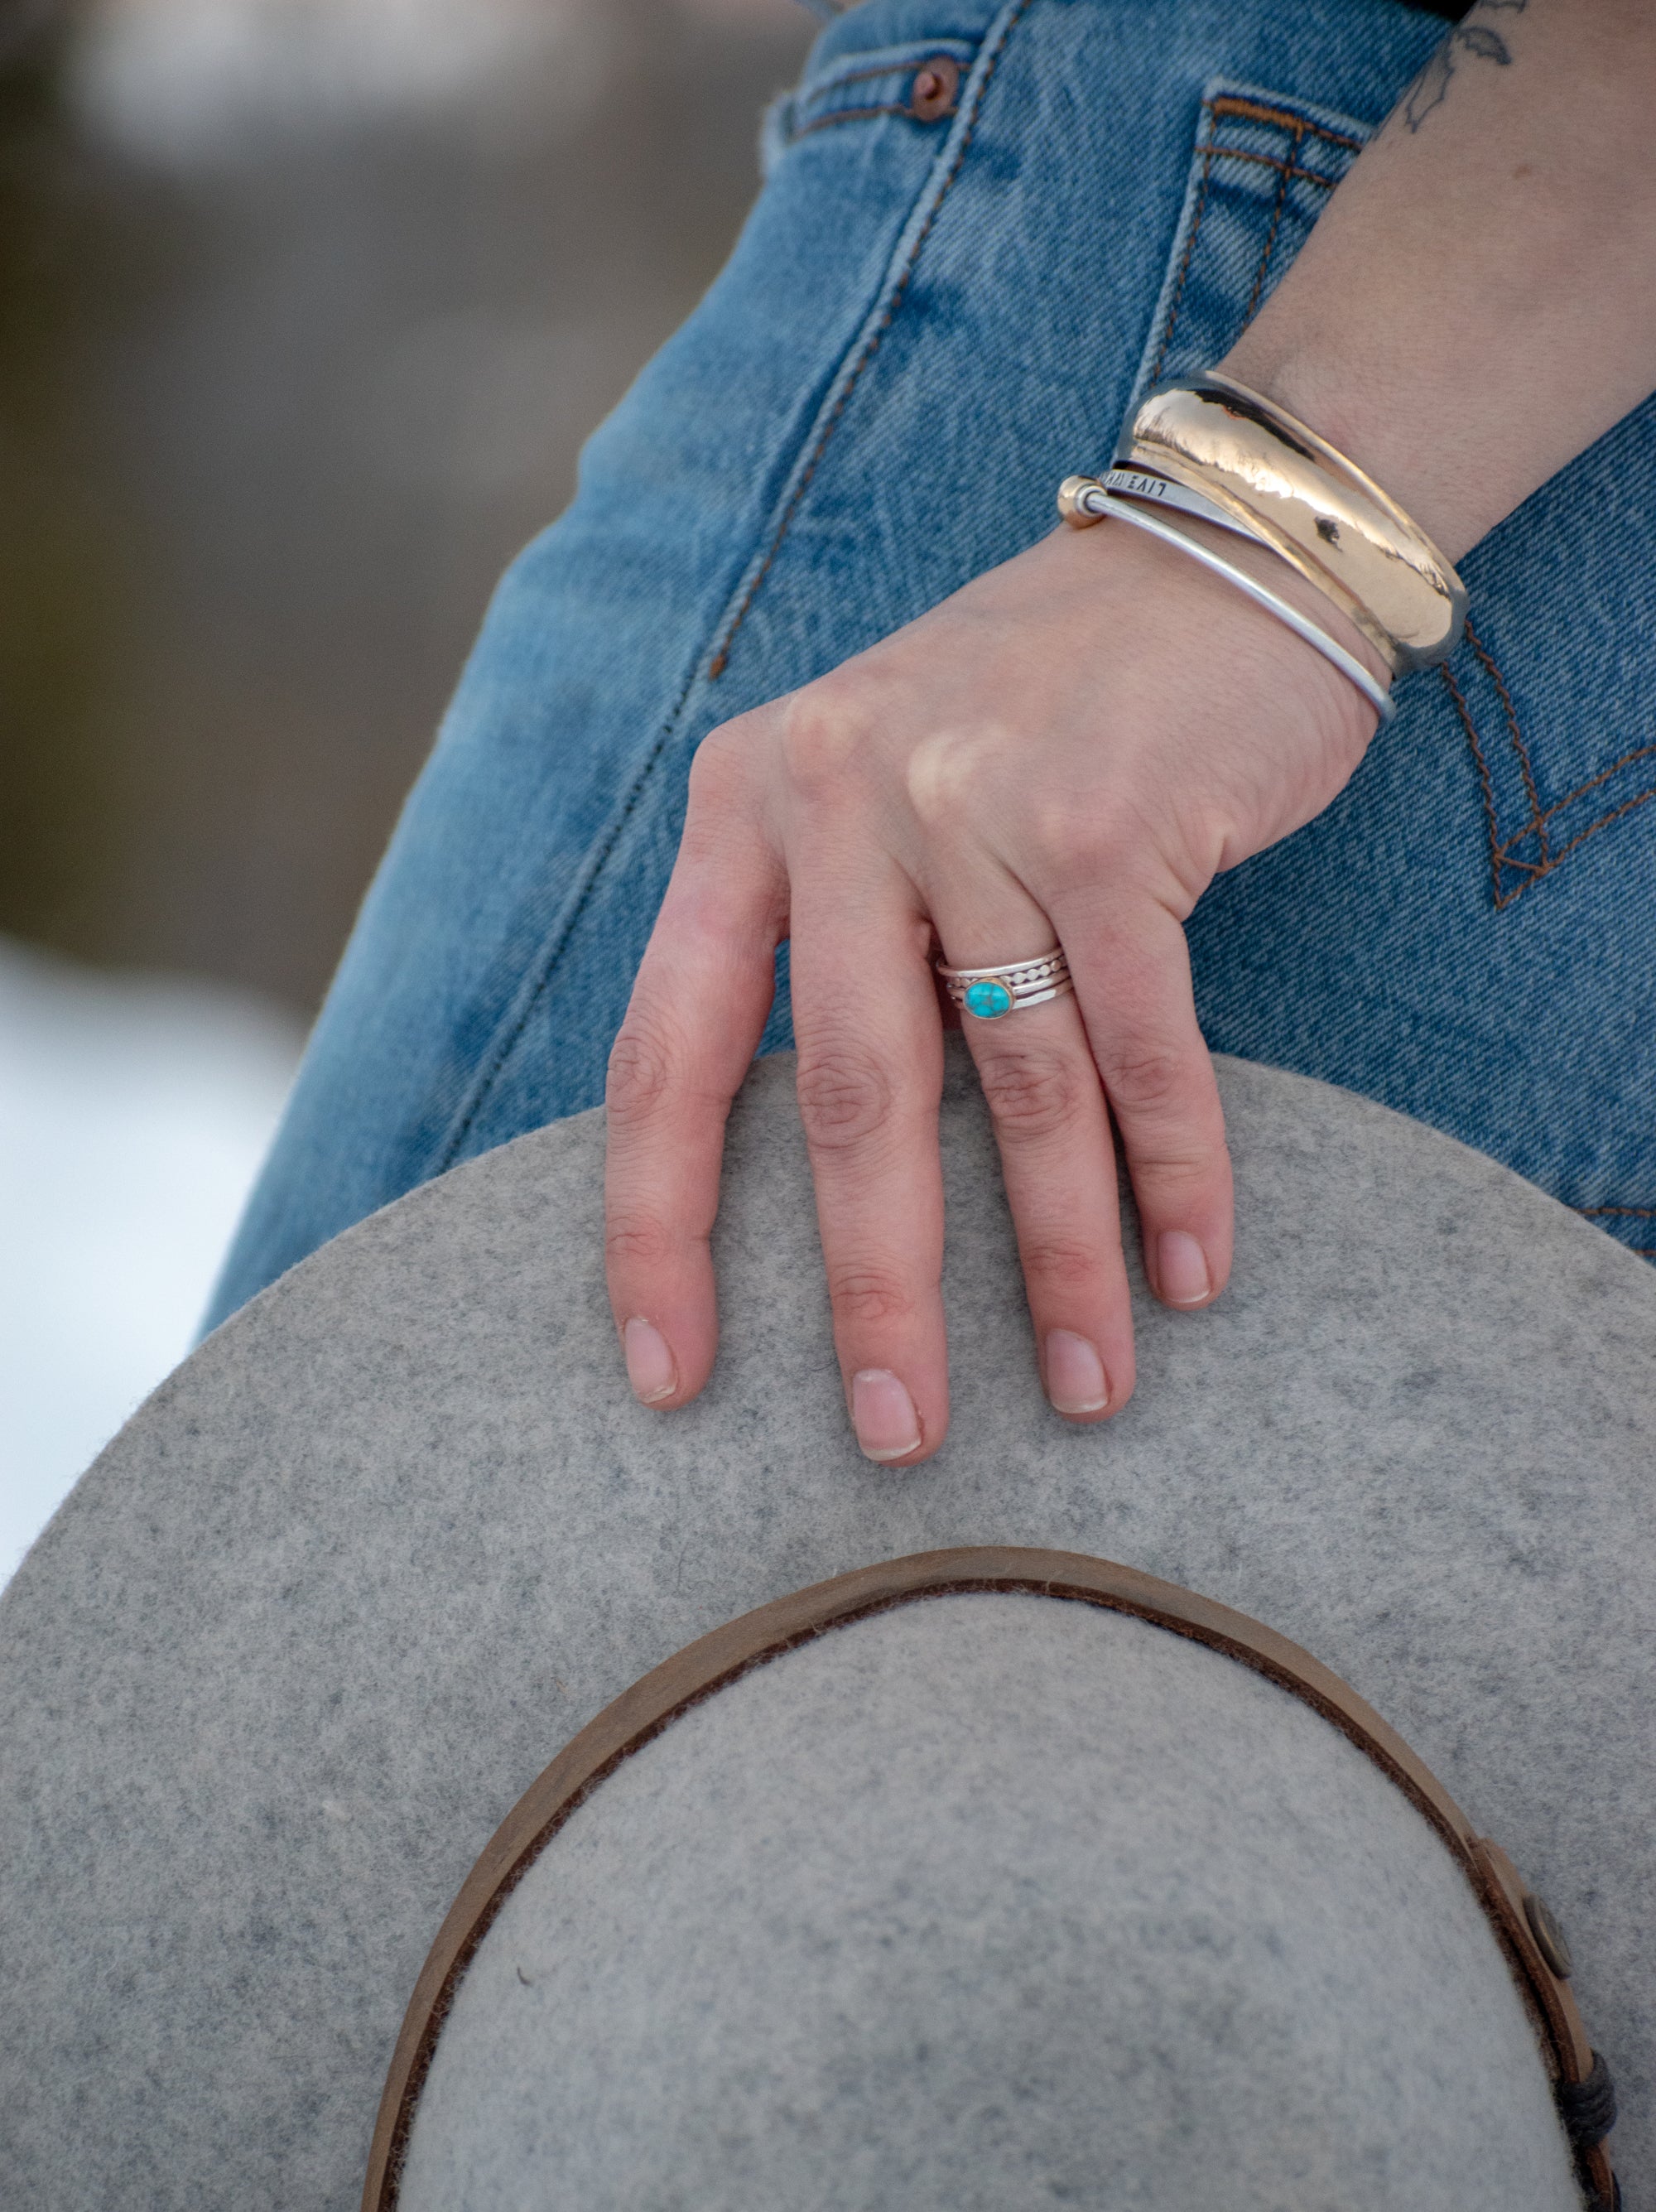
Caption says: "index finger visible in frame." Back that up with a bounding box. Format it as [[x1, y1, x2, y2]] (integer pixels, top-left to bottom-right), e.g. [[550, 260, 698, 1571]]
[[604, 826, 786, 1410]]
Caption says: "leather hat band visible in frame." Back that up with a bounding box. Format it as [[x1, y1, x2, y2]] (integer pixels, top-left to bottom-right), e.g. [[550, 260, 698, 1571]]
[[363, 1546, 1616, 2212]]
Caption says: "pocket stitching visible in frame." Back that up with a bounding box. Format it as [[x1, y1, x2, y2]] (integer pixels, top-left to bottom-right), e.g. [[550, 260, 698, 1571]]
[[1526, 743, 1656, 834], [781, 41, 977, 145], [1150, 90, 1656, 910], [1438, 624, 1656, 908], [1241, 159, 1292, 327], [1206, 94, 1365, 151], [784, 55, 963, 142], [789, 102, 932, 138], [1468, 625, 1548, 864], [1146, 94, 1359, 387]]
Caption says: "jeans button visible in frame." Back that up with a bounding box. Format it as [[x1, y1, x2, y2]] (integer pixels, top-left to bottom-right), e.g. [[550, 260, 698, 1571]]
[[909, 55, 960, 123]]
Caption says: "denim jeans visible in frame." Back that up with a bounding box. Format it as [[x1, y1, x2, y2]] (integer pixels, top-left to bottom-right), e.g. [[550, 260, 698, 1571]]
[[205, 0, 1656, 1330]]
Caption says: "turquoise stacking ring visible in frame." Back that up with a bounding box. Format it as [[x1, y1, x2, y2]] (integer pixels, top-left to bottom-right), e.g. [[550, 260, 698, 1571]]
[[936, 947, 1074, 1021]]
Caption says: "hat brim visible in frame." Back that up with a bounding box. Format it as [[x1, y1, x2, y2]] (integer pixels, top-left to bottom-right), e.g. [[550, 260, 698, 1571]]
[[0, 1043, 1651, 2205]]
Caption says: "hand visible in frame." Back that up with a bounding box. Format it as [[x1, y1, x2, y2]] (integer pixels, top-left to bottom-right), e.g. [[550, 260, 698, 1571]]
[[604, 513, 1386, 1463]]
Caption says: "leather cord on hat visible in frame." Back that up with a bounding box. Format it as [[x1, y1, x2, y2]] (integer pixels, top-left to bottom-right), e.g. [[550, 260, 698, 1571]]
[[1559, 2051, 1620, 2212], [363, 1545, 1619, 2212], [1556, 2044, 1618, 2203], [1558, 2051, 1618, 2153]]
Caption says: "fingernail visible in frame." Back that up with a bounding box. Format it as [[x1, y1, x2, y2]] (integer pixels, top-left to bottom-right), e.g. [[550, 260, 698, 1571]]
[[1044, 1329, 1110, 1414], [623, 1317, 677, 1405], [1158, 1230, 1212, 1307], [851, 1370, 922, 1463]]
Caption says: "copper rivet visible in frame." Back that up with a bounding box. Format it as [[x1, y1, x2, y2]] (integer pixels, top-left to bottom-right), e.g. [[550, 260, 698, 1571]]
[[909, 55, 960, 123], [1524, 1892, 1574, 1980]]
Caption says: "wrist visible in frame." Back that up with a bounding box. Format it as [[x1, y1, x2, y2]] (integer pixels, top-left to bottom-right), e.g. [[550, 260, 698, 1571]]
[[1167, 511, 1394, 697], [1062, 505, 1391, 742], [1214, 335, 1488, 566]]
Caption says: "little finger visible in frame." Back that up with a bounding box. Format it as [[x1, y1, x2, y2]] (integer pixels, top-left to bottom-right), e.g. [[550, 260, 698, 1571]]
[[1057, 893, 1233, 1311]]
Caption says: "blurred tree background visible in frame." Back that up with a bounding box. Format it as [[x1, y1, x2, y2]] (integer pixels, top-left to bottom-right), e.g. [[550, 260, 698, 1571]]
[[0, 0, 816, 1578], [1, 0, 815, 1014]]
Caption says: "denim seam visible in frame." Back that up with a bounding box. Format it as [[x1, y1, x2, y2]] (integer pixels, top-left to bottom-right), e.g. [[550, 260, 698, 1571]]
[[788, 98, 956, 141], [1206, 94, 1365, 150], [1468, 623, 1547, 863], [1514, 740, 1656, 835], [795, 38, 977, 99], [810, 58, 931, 90], [1241, 157, 1293, 326], [428, 0, 1036, 1171], [1206, 147, 1339, 188], [1145, 97, 1350, 387], [705, 0, 1037, 681], [431, 647, 712, 1177], [1439, 630, 1656, 908]]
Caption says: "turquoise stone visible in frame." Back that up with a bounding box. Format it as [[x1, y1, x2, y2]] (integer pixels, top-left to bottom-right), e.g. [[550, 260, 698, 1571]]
[[964, 979, 1014, 1019]]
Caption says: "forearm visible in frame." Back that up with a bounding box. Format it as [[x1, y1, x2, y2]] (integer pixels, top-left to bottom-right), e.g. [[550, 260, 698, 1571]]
[[1220, 0, 1656, 562]]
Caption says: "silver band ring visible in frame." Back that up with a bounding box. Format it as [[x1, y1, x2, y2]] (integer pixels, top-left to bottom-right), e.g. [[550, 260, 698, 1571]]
[[936, 947, 1074, 1020]]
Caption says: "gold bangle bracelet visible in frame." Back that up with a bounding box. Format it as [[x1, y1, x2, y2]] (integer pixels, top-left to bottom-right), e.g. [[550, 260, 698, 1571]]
[[1119, 373, 1468, 677]]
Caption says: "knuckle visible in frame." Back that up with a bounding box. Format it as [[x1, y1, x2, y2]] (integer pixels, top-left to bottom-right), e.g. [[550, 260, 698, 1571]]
[[795, 1042, 898, 1154], [1037, 814, 1185, 915], [687, 718, 749, 802], [603, 1208, 681, 1275], [1095, 1043, 1186, 1119], [903, 725, 994, 832], [826, 1262, 916, 1330], [778, 671, 879, 797], [975, 1042, 1090, 1145], [1126, 1146, 1214, 1200], [1032, 807, 1103, 886], [1116, 1085, 1229, 1193], [605, 1018, 679, 1126], [1017, 1235, 1104, 1295], [1030, 796, 1130, 889]]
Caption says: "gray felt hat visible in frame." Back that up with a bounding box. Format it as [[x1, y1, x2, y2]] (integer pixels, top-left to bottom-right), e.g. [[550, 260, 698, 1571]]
[[377, 1551, 1610, 2212], [1, 1041, 1653, 2210]]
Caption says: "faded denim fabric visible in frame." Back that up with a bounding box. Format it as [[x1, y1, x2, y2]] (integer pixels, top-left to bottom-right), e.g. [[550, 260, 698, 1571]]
[[205, 0, 1656, 1328]]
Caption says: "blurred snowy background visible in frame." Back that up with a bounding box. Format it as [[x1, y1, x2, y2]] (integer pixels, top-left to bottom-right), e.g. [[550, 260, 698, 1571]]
[[2, 0, 814, 1579]]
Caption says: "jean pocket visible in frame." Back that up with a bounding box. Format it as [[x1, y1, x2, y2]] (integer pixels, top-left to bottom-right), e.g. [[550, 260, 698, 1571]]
[[1130, 78, 1373, 399], [761, 36, 981, 174]]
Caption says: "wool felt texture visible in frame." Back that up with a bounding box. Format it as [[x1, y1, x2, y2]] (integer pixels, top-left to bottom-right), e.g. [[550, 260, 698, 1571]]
[[397, 1592, 1581, 2212], [0, 1043, 1651, 2210]]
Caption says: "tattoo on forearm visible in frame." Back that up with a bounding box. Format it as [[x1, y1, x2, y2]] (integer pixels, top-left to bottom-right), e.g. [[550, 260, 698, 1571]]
[[1398, 0, 1527, 133]]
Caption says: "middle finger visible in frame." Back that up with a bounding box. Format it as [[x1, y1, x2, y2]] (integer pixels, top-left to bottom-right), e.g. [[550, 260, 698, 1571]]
[[788, 846, 949, 1467]]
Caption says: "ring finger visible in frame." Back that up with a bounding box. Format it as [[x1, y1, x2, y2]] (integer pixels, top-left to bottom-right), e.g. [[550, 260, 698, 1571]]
[[932, 874, 1135, 1422]]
